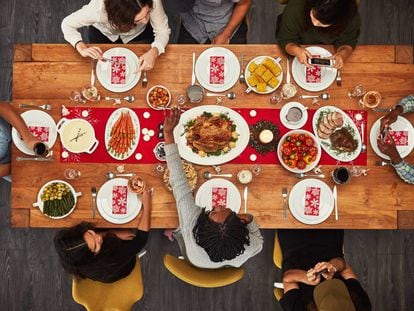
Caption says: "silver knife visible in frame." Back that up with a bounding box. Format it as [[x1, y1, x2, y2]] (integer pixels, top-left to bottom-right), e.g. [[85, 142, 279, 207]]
[[16, 156, 53, 161], [243, 186, 248, 213], [333, 186, 338, 221]]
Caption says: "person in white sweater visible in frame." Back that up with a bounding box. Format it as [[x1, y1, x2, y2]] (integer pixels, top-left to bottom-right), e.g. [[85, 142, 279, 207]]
[[163, 109, 263, 269], [61, 0, 170, 72]]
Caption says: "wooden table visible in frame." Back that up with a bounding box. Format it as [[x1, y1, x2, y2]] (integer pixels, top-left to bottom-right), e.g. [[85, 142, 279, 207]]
[[11, 43, 414, 229]]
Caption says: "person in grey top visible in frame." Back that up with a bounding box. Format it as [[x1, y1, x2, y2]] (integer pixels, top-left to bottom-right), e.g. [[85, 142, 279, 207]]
[[178, 0, 252, 44], [163, 109, 263, 269], [377, 95, 414, 184]]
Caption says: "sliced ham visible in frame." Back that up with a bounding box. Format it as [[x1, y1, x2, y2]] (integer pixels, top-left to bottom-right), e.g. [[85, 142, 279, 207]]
[[332, 112, 344, 127], [322, 115, 335, 131], [319, 121, 333, 136], [317, 128, 331, 139], [327, 112, 338, 128]]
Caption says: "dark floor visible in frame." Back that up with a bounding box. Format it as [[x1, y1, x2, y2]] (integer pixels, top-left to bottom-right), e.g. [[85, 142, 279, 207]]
[[1, 1, 414, 310]]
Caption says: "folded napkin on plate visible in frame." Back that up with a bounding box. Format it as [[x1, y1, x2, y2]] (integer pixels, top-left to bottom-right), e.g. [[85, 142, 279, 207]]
[[306, 55, 321, 83], [28, 126, 50, 142], [212, 187, 228, 209], [111, 56, 126, 85], [304, 186, 321, 216], [112, 185, 128, 214], [210, 56, 225, 84], [389, 130, 408, 146]]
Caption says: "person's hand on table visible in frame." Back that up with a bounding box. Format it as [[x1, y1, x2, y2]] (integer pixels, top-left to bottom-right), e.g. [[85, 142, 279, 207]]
[[76, 42, 103, 60], [330, 53, 344, 69], [377, 133, 402, 164], [163, 108, 181, 144], [293, 47, 312, 68], [380, 105, 403, 132], [212, 32, 231, 44], [136, 47, 159, 73]]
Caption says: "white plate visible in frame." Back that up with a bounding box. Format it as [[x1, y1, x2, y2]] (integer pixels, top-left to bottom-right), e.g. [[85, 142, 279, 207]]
[[195, 178, 241, 213], [33, 180, 81, 219], [312, 106, 362, 162], [279, 101, 308, 129], [96, 178, 142, 224], [370, 116, 414, 160], [245, 55, 283, 94], [288, 178, 334, 225], [292, 46, 337, 92], [173, 105, 250, 166], [195, 47, 240, 92], [105, 107, 140, 160], [12, 110, 57, 155], [96, 47, 141, 93]]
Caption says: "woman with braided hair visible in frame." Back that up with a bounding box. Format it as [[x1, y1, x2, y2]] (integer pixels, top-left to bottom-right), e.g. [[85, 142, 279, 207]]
[[163, 109, 263, 268]]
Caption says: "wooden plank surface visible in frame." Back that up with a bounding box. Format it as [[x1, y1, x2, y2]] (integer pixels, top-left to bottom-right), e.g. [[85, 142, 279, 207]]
[[11, 44, 414, 229]]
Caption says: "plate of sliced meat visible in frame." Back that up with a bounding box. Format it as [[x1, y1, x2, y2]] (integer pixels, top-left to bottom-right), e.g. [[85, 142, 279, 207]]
[[312, 106, 361, 162]]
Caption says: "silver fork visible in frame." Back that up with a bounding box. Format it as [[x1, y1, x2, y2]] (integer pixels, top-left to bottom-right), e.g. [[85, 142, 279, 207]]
[[282, 187, 288, 221], [239, 54, 245, 83], [142, 71, 148, 87], [372, 107, 392, 112], [336, 70, 342, 86], [19, 103, 52, 110], [91, 187, 97, 219]]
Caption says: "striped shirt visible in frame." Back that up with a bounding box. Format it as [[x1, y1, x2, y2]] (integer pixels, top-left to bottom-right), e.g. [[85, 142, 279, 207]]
[[392, 95, 414, 184]]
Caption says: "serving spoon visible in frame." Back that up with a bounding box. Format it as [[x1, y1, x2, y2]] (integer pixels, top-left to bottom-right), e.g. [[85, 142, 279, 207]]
[[106, 171, 136, 179], [203, 171, 233, 179], [299, 93, 330, 100]]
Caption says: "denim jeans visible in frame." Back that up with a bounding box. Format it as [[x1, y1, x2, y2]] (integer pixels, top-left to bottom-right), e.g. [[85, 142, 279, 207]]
[[0, 117, 12, 164]]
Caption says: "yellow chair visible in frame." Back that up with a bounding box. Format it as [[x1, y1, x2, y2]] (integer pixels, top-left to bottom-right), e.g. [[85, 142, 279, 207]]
[[72, 257, 144, 311], [163, 253, 245, 288], [273, 230, 284, 301], [273, 230, 283, 269], [274, 287, 284, 301]]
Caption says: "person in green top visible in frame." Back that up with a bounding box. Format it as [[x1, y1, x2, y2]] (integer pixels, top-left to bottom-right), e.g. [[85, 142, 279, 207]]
[[277, 0, 360, 69]]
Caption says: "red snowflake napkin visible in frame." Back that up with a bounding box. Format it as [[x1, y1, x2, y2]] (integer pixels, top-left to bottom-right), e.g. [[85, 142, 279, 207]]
[[389, 130, 408, 146], [304, 186, 321, 216], [306, 55, 321, 83], [112, 185, 128, 214], [210, 56, 225, 84], [111, 56, 126, 85], [211, 187, 228, 209], [28, 126, 49, 142]]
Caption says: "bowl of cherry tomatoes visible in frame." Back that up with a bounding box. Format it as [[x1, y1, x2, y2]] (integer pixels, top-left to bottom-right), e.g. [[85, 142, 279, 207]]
[[277, 130, 321, 173], [146, 85, 171, 110]]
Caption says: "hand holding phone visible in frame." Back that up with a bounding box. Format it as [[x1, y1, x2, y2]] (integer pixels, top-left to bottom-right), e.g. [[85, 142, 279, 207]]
[[307, 58, 335, 67], [313, 268, 328, 277]]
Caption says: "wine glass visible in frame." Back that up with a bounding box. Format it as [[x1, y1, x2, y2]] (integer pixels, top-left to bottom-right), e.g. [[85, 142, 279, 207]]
[[64, 168, 81, 180]]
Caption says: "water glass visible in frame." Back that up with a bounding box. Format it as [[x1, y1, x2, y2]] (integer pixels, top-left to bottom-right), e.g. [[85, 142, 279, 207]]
[[69, 91, 86, 104], [64, 168, 81, 180], [270, 91, 283, 105], [250, 164, 262, 176], [348, 84, 365, 99], [176, 94, 187, 107]]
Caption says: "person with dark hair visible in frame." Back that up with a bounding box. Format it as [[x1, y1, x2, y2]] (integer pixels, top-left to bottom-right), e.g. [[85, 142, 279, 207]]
[[54, 188, 152, 283], [277, 0, 360, 69], [278, 229, 371, 310], [178, 0, 253, 44], [163, 109, 263, 268], [0, 102, 40, 177], [61, 0, 170, 72], [377, 94, 414, 184]]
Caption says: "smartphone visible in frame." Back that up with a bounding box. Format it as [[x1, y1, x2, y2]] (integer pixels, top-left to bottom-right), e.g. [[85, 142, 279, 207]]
[[380, 127, 389, 141], [308, 58, 335, 67], [314, 268, 328, 277]]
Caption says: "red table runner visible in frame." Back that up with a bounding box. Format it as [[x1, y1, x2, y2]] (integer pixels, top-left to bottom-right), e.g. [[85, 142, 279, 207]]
[[61, 107, 367, 166]]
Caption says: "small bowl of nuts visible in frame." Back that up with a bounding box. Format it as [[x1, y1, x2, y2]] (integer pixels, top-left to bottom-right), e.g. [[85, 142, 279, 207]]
[[146, 85, 171, 110]]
